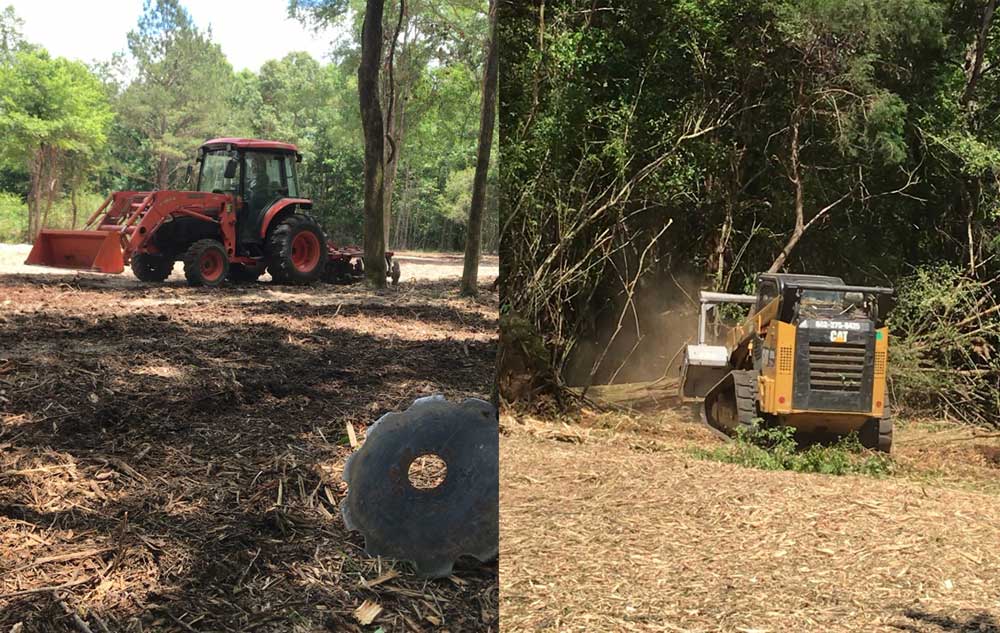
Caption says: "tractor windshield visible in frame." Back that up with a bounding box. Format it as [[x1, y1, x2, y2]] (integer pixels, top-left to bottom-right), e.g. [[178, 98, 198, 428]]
[[198, 151, 239, 193], [798, 289, 868, 319]]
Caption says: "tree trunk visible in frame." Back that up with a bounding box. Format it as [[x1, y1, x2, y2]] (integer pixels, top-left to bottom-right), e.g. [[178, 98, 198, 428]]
[[360, 0, 388, 288], [27, 148, 42, 241], [460, 0, 498, 296], [157, 153, 169, 190], [768, 114, 805, 273], [382, 0, 407, 250], [961, 0, 997, 107], [41, 146, 60, 231], [384, 95, 406, 247]]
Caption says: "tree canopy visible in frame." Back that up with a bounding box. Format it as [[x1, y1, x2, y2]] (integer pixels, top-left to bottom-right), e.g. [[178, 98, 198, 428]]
[[501, 0, 1000, 397], [0, 0, 496, 254]]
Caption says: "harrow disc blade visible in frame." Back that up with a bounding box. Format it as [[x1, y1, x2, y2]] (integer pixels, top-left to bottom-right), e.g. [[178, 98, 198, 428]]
[[341, 396, 499, 578]]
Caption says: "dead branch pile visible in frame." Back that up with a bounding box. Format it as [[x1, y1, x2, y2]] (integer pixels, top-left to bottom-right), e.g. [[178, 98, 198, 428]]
[[889, 264, 1000, 426]]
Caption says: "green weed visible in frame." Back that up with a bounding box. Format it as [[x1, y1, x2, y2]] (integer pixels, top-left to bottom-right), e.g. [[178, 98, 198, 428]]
[[693, 420, 894, 477]]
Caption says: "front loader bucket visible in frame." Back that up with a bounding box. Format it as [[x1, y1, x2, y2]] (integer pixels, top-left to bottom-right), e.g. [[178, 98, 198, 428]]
[[24, 229, 125, 274]]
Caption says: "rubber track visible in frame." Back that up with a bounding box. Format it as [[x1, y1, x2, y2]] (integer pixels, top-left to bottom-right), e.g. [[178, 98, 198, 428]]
[[731, 370, 759, 431]]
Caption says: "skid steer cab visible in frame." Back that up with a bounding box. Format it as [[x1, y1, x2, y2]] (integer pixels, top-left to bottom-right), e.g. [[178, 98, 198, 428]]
[[679, 274, 895, 451], [25, 137, 400, 287]]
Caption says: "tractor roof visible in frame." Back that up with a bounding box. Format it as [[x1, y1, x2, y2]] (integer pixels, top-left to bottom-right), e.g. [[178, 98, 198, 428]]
[[759, 273, 845, 287], [200, 137, 299, 153]]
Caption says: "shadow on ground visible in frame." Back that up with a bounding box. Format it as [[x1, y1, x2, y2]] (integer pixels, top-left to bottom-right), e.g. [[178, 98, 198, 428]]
[[0, 278, 498, 632]]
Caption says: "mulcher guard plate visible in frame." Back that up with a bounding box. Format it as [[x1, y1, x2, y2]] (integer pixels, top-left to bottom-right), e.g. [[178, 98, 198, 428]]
[[24, 229, 125, 273]]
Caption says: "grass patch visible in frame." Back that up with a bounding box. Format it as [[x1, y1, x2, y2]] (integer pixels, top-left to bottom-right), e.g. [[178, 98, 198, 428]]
[[0, 191, 106, 243], [693, 421, 894, 477]]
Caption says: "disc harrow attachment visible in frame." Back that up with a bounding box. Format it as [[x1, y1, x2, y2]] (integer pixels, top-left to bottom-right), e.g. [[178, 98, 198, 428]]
[[341, 396, 499, 578]]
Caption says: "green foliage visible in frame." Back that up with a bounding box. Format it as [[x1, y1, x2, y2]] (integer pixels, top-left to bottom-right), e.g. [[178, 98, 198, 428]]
[[0, 2, 494, 254], [693, 421, 894, 477], [116, 0, 234, 188], [0, 49, 111, 166], [0, 190, 105, 243], [500, 0, 1000, 394]]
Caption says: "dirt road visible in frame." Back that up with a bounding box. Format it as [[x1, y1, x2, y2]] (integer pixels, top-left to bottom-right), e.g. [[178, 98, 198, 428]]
[[500, 412, 1000, 633], [0, 257, 498, 631]]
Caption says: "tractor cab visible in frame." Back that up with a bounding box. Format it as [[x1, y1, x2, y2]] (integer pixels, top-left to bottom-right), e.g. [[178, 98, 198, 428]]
[[197, 138, 307, 255], [756, 273, 892, 328]]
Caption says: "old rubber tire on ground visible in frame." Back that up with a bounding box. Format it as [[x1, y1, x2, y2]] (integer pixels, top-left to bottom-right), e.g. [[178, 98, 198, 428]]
[[228, 262, 265, 284], [131, 253, 173, 282], [183, 239, 229, 287], [266, 214, 327, 284], [859, 417, 893, 453]]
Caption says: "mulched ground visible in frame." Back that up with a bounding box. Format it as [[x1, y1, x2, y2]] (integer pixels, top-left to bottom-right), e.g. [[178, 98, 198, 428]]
[[500, 412, 1000, 633], [0, 272, 498, 632]]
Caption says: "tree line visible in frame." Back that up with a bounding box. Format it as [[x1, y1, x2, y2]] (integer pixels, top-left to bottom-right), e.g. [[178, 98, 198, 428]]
[[0, 0, 497, 257], [500, 0, 1000, 421]]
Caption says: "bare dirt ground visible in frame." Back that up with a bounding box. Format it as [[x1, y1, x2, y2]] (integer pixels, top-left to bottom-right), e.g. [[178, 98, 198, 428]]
[[0, 251, 498, 632], [500, 410, 1000, 633]]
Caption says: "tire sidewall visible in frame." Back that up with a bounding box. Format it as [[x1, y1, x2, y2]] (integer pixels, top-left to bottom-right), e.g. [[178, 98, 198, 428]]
[[184, 239, 229, 287], [267, 213, 327, 284]]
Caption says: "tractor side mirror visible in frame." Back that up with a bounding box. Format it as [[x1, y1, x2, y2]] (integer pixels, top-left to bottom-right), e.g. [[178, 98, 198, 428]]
[[185, 164, 194, 186], [224, 157, 239, 179]]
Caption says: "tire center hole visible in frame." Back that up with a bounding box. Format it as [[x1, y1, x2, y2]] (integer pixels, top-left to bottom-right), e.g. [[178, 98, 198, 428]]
[[408, 453, 447, 490]]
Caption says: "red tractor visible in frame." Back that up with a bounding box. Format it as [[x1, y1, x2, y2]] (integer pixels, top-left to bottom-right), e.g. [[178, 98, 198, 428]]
[[25, 138, 400, 287]]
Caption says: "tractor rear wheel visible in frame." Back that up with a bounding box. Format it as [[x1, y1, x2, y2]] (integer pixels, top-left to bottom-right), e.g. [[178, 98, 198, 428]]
[[266, 214, 327, 284], [131, 253, 173, 282], [228, 262, 265, 284], [183, 239, 229, 287]]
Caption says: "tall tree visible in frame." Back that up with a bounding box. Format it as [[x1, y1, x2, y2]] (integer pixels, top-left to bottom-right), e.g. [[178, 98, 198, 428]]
[[118, 0, 233, 190], [460, 0, 497, 295], [0, 4, 25, 59], [359, 0, 389, 287], [0, 49, 111, 239]]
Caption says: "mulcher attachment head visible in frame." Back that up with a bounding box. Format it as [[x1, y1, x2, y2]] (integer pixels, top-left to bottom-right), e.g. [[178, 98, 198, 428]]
[[341, 396, 499, 578]]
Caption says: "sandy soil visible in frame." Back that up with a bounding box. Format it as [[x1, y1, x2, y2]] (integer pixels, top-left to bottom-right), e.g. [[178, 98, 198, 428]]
[[0, 258, 498, 632], [500, 411, 1000, 633], [0, 243, 498, 285]]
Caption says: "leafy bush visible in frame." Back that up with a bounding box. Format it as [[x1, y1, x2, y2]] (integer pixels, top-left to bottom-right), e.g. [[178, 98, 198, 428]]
[[693, 421, 894, 477]]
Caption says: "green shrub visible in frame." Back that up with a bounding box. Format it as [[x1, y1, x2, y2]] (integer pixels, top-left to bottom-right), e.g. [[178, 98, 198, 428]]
[[693, 420, 894, 477]]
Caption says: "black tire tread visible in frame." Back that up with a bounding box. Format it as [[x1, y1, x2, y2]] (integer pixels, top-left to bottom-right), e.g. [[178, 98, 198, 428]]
[[131, 253, 173, 282], [183, 239, 228, 287], [266, 213, 327, 284]]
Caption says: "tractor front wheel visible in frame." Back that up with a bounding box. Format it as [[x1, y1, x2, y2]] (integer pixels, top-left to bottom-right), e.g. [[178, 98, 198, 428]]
[[131, 253, 173, 282], [267, 214, 327, 284], [183, 239, 229, 287]]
